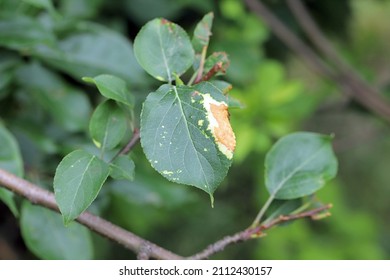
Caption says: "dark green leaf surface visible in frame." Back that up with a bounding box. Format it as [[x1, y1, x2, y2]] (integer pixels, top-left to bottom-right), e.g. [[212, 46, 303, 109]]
[[110, 171, 196, 208], [0, 53, 19, 95], [0, 15, 55, 50], [265, 132, 338, 199], [192, 12, 214, 53], [140, 82, 235, 201], [109, 155, 135, 181], [0, 125, 23, 216], [59, 0, 104, 19], [0, 189, 17, 215], [16, 62, 91, 132], [263, 199, 302, 224], [83, 74, 133, 107], [33, 26, 145, 84], [204, 52, 230, 75], [134, 18, 194, 82], [54, 150, 109, 224], [89, 100, 127, 151], [22, 0, 55, 11], [20, 202, 93, 259]]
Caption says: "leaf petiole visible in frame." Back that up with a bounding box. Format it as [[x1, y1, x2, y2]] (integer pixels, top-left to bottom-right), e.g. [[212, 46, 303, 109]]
[[251, 194, 275, 228]]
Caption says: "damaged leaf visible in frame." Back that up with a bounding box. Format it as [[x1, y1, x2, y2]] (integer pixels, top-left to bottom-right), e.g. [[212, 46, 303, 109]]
[[140, 82, 235, 203], [204, 52, 230, 76], [192, 12, 214, 53]]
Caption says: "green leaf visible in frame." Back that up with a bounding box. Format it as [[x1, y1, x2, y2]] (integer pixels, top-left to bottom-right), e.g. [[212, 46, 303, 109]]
[[16, 62, 91, 132], [0, 188, 18, 216], [192, 12, 214, 53], [210, 80, 243, 109], [59, 0, 104, 19], [263, 199, 302, 224], [265, 132, 338, 199], [89, 100, 127, 151], [140, 82, 235, 201], [0, 52, 20, 96], [20, 202, 93, 259], [0, 15, 55, 51], [22, 0, 55, 11], [134, 18, 194, 82], [210, 80, 232, 93], [0, 125, 23, 216], [109, 155, 135, 181], [33, 25, 145, 85], [83, 74, 133, 107], [110, 171, 196, 208], [203, 52, 230, 75], [54, 150, 110, 224]]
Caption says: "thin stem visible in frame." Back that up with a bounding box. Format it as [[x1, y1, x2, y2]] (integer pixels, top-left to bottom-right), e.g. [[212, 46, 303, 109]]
[[243, 0, 333, 79], [286, 0, 390, 119], [99, 144, 105, 160], [0, 168, 183, 260], [190, 203, 332, 259], [187, 69, 199, 86], [286, 0, 349, 71], [289, 200, 311, 215], [194, 46, 208, 84], [0, 166, 333, 260], [244, 0, 390, 123], [261, 204, 332, 228], [109, 128, 140, 163], [251, 194, 275, 228], [201, 62, 223, 82]]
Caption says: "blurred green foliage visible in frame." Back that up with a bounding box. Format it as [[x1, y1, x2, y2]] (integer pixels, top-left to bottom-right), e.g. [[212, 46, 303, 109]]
[[0, 0, 389, 259]]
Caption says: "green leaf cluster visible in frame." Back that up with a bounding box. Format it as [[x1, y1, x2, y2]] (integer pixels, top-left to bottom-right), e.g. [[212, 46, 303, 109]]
[[54, 74, 136, 225], [133, 14, 237, 204], [0, 0, 343, 260]]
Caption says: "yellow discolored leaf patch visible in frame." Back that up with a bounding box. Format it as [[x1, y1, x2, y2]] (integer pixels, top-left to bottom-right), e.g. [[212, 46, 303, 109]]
[[202, 94, 236, 159]]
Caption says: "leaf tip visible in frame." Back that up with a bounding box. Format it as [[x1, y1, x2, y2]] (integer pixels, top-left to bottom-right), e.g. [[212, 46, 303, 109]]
[[92, 138, 102, 148], [82, 77, 94, 84], [160, 18, 173, 25], [63, 216, 73, 227], [209, 194, 215, 208]]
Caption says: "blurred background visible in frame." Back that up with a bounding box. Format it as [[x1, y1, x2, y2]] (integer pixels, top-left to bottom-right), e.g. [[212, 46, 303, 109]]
[[0, 0, 389, 259]]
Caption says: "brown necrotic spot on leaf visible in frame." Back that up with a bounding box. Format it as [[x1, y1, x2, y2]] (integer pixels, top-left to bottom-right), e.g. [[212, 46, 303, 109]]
[[202, 94, 236, 159], [160, 18, 173, 32]]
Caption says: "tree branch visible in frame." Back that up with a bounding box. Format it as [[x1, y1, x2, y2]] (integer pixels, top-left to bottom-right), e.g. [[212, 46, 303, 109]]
[[0, 167, 333, 260], [244, 0, 334, 79], [189, 203, 332, 259], [285, 0, 390, 121], [189, 229, 253, 260], [0, 168, 183, 260], [244, 0, 390, 123]]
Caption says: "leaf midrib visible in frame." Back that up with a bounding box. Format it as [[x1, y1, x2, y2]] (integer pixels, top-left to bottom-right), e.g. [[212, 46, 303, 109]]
[[67, 155, 95, 221], [157, 23, 171, 82], [270, 144, 327, 197], [173, 86, 212, 194]]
